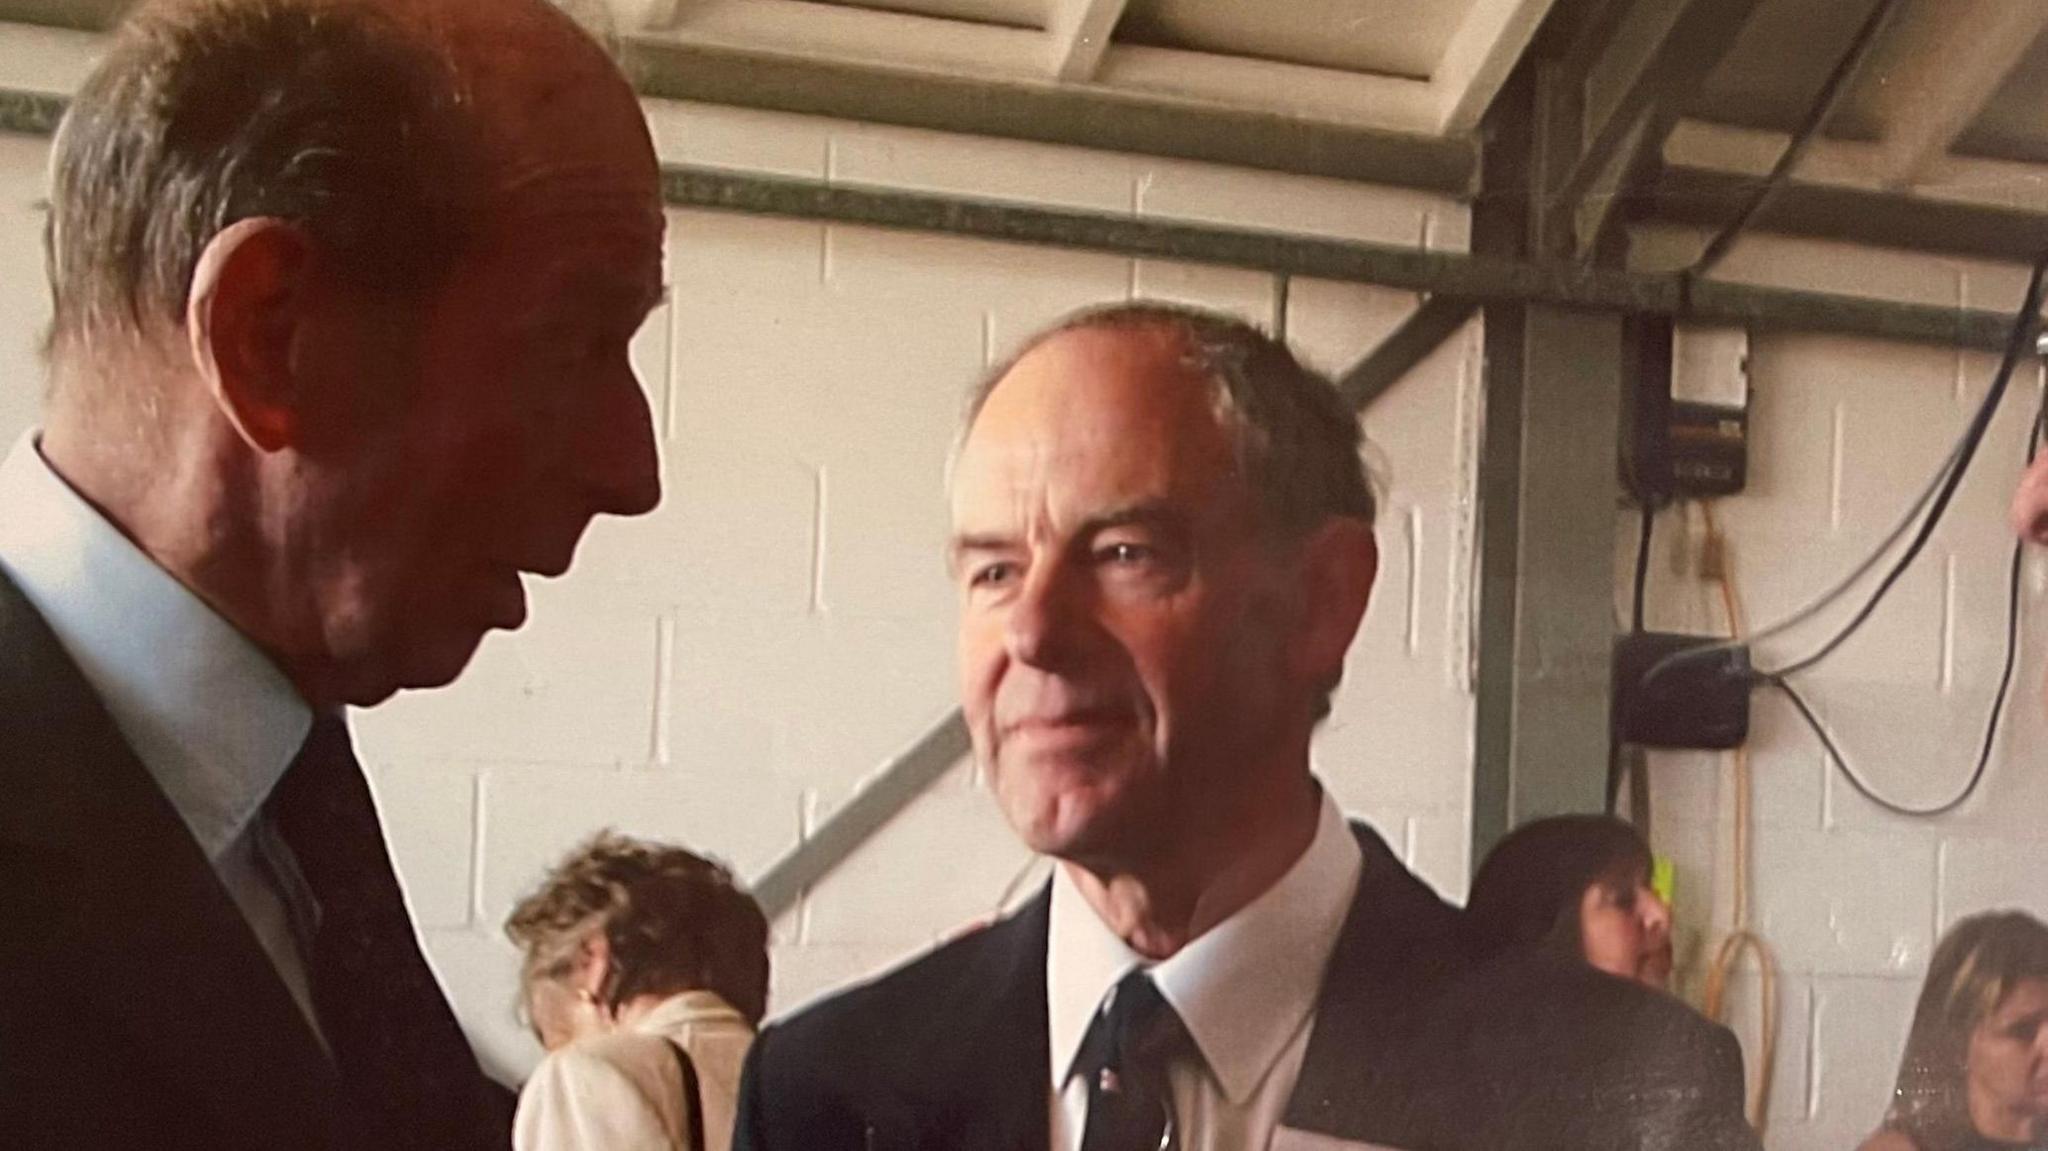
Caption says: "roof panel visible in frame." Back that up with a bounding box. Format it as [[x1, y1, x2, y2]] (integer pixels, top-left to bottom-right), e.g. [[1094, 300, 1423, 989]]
[[1687, 0, 1888, 140], [1115, 0, 1471, 80], [804, 0, 1046, 30], [1951, 25, 2048, 166]]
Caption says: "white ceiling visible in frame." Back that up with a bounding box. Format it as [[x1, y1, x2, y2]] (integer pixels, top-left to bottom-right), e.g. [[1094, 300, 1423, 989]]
[[0, 0, 2043, 236], [637, 0, 1554, 137]]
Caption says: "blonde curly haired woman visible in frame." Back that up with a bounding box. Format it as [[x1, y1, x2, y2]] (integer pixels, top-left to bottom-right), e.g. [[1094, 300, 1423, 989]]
[[506, 833, 769, 1151]]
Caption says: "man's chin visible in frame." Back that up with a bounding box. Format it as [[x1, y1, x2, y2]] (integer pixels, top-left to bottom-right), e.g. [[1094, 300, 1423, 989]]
[[372, 625, 492, 701], [1008, 796, 1152, 868]]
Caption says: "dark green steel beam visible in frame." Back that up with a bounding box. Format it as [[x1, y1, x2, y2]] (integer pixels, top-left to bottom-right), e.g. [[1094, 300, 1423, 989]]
[[1649, 161, 2048, 266], [0, 85, 2028, 353], [664, 167, 2029, 351]]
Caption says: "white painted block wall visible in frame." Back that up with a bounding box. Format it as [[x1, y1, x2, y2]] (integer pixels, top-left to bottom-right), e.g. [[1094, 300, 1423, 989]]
[[0, 88, 1479, 1083], [1628, 227, 2048, 1151]]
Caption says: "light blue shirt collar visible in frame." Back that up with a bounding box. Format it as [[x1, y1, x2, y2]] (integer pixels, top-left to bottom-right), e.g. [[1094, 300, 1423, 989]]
[[0, 433, 310, 859]]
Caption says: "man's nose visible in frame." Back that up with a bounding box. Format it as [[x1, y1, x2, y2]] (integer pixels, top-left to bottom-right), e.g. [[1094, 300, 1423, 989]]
[[580, 363, 661, 519], [1004, 561, 1088, 670]]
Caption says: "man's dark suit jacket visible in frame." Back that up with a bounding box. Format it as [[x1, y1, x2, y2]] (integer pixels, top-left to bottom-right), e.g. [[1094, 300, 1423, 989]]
[[733, 822, 1470, 1151], [732, 820, 1760, 1151], [0, 571, 506, 1150]]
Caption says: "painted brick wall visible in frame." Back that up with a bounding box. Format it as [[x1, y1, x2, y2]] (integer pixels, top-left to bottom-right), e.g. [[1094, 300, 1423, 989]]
[[1628, 227, 2048, 1151], [0, 81, 1479, 1083]]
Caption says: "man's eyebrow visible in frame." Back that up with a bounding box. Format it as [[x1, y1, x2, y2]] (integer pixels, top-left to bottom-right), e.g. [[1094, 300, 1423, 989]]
[[1077, 501, 1187, 538], [947, 532, 1018, 563]]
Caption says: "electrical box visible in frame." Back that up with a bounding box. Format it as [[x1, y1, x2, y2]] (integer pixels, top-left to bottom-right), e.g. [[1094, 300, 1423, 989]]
[[1612, 630, 1751, 749], [1621, 319, 1751, 504], [1670, 325, 1750, 497]]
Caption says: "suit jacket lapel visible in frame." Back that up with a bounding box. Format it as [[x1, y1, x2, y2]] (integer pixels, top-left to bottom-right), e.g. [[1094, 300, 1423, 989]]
[[0, 572, 350, 1146], [894, 890, 1052, 1151], [1281, 821, 1471, 1145]]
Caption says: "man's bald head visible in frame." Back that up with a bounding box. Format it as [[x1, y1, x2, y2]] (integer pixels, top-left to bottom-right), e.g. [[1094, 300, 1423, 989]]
[[43, 0, 635, 367]]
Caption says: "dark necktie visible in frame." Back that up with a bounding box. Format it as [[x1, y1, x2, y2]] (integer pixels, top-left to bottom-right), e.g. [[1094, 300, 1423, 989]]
[[268, 712, 507, 1151], [1075, 969, 1188, 1151]]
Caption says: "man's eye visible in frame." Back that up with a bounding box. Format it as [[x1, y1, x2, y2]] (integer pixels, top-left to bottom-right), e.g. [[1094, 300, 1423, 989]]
[[1097, 542, 1155, 565], [969, 562, 1017, 588]]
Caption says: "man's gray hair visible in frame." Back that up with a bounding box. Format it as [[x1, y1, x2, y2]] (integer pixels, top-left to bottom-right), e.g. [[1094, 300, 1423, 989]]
[[962, 301, 1379, 538], [44, 0, 482, 359]]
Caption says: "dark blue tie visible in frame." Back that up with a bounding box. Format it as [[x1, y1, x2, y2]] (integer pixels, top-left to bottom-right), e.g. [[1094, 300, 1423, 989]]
[[269, 712, 508, 1151], [1075, 969, 1187, 1151]]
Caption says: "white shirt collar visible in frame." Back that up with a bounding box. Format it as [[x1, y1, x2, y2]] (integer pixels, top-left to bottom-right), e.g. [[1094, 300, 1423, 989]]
[[1046, 787, 1363, 1105], [0, 433, 310, 860]]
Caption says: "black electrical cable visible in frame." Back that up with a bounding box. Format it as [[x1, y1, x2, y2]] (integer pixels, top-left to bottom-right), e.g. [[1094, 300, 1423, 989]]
[[1764, 253, 2048, 681], [1767, 547, 2010, 817], [1611, 504, 1658, 816], [1632, 503, 1654, 633], [1620, 250, 2048, 795], [1765, 366, 2044, 819], [1623, 254, 2048, 726], [1688, 0, 1907, 277]]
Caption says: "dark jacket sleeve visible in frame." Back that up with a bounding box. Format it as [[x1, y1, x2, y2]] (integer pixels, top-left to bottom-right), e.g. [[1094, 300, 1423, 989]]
[[730, 1023, 777, 1151]]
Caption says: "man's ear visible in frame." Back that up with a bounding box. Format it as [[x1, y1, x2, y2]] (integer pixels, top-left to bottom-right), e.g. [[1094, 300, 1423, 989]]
[[186, 217, 314, 453], [1287, 516, 1378, 692]]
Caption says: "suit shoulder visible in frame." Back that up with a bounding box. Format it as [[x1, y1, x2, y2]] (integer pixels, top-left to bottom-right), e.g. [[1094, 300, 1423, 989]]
[[766, 916, 1016, 1047]]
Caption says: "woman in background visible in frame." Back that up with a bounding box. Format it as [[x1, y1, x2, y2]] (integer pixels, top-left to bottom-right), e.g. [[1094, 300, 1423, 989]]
[[1860, 911, 2048, 1151], [1463, 813, 1675, 989], [1412, 813, 1755, 1149], [506, 832, 769, 1151]]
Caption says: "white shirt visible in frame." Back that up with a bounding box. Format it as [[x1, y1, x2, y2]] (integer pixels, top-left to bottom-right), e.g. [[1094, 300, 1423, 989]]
[[0, 434, 322, 1033], [1046, 788, 1364, 1151], [515, 990, 757, 1151]]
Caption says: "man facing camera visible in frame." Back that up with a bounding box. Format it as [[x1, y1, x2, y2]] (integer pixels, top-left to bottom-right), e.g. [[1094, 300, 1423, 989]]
[[0, 0, 664, 1148], [733, 303, 1473, 1150]]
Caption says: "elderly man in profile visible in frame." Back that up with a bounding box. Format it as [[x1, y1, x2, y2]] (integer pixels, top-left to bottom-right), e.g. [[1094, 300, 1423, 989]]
[[0, 0, 665, 1148]]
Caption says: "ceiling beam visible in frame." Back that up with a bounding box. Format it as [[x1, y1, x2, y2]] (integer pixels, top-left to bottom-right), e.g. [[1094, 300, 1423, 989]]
[[1093, 44, 1442, 135], [1046, 0, 1129, 82], [651, 0, 1047, 80], [1543, 0, 1767, 259], [623, 39, 1475, 190], [1651, 117, 2048, 259], [1863, 0, 2048, 189], [1645, 160, 2048, 265], [660, 166, 2028, 351], [1435, 0, 1562, 136]]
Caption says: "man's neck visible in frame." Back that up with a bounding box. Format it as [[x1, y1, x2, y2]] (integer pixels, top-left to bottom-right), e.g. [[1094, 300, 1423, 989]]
[[1064, 776, 1322, 960], [41, 396, 326, 707]]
